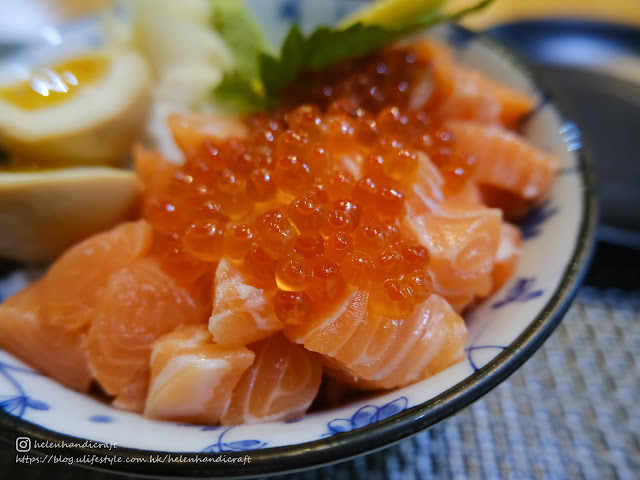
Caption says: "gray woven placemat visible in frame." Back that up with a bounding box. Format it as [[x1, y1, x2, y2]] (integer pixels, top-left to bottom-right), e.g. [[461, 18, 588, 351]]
[[2, 287, 639, 480]]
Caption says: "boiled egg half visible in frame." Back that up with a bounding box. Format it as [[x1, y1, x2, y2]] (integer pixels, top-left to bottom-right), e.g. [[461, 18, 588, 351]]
[[0, 167, 141, 263], [0, 48, 151, 167]]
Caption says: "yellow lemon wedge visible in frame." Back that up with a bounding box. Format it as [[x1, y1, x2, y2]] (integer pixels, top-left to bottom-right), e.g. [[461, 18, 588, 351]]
[[0, 49, 151, 168], [339, 0, 444, 28], [0, 167, 141, 263]]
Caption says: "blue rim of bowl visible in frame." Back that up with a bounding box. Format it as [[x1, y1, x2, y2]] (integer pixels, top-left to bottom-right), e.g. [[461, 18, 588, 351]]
[[0, 24, 598, 478]]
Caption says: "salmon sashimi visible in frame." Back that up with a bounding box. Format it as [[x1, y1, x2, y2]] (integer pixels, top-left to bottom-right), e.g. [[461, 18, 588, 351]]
[[409, 39, 456, 110], [112, 370, 150, 413], [39, 220, 154, 331], [87, 257, 208, 397], [221, 333, 323, 425], [0, 220, 153, 391], [284, 290, 369, 358], [405, 200, 502, 312], [209, 259, 282, 347], [436, 67, 536, 127], [135, 146, 179, 205], [490, 221, 522, 294], [144, 324, 254, 424], [135, 147, 193, 234], [405, 151, 446, 216], [0, 283, 92, 391], [446, 121, 559, 207], [286, 290, 465, 390], [447, 179, 483, 205], [328, 294, 466, 390]]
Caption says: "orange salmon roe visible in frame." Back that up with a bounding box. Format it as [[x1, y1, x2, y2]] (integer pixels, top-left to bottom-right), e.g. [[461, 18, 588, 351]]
[[223, 224, 255, 261], [274, 290, 312, 326], [369, 278, 414, 318], [141, 44, 485, 320], [276, 253, 312, 292]]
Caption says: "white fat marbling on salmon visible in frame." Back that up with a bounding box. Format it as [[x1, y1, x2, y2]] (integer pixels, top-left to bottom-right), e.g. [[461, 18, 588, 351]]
[[405, 200, 501, 312], [363, 300, 449, 383], [145, 324, 254, 424], [149, 328, 211, 365], [326, 294, 466, 389], [409, 68, 435, 110], [496, 225, 518, 262], [211, 282, 272, 330], [410, 201, 501, 261], [287, 289, 466, 390], [145, 354, 230, 419], [406, 152, 445, 216], [209, 259, 281, 346], [446, 121, 559, 202], [296, 290, 358, 345], [339, 154, 363, 179], [220, 334, 322, 425]]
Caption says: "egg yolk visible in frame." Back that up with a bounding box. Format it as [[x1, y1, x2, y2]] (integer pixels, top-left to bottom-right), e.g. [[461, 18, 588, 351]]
[[0, 54, 108, 110]]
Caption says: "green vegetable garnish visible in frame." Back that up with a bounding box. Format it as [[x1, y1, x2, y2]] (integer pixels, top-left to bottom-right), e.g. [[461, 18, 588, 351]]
[[211, 0, 266, 81], [214, 0, 494, 111], [210, 0, 266, 111]]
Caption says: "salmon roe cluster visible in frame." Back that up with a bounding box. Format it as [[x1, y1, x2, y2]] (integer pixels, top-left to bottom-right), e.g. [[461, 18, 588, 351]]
[[146, 46, 477, 322]]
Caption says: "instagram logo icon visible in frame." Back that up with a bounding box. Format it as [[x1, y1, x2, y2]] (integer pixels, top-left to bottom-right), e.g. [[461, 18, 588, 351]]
[[15, 437, 31, 452]]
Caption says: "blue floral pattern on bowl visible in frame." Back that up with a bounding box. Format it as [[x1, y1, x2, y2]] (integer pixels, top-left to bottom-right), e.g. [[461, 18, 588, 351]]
[[202, 427, 268, 453], [519, 201, 559, 240], [0, 357, 49, 418], [492, 277, 544, 309], [326, 397, 409, 436], [464, 345, 507, 372]]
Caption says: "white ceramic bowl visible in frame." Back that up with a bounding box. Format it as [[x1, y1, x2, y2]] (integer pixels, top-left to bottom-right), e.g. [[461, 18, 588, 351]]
[[0, 1, 596, 477]]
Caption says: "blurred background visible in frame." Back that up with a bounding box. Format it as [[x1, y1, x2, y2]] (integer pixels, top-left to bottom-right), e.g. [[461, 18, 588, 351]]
[[3, 0, 640, 31]]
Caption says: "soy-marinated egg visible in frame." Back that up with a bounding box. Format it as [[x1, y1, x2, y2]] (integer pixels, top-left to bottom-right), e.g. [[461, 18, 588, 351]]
[[0, 167, 141, 263], [0, 49, 151, 167]]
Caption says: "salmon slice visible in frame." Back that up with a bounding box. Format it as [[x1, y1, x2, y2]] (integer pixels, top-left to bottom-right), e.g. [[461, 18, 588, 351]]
[[286, 291, 465, 390], [436, 67, 501, 125], [405, 151, 445, 216], [87, 257, 208, 397], [112, 370, 150, 413], [328, 294, 466, 390], [491, 78, 538, 128], [144, 325, 254, 424], [284, 289, 370, 357], [437, 67, 536, 127], [168, 112, 248, 160], [134, 146, 194, 233], [209, 259, 282, 347], [0, 283, 92, 391], [409, 40, 456, 110], [221, 333, 323, 425], [446, 121, 558, 205], [0, 220, 153, 391], [40, 220, 154, 331], [405, 200, 502, 312], [447, 179, 482, 205], [476, 184, 534, 221], [135, 146, 180, 202], [490, 221, 522, 295]]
